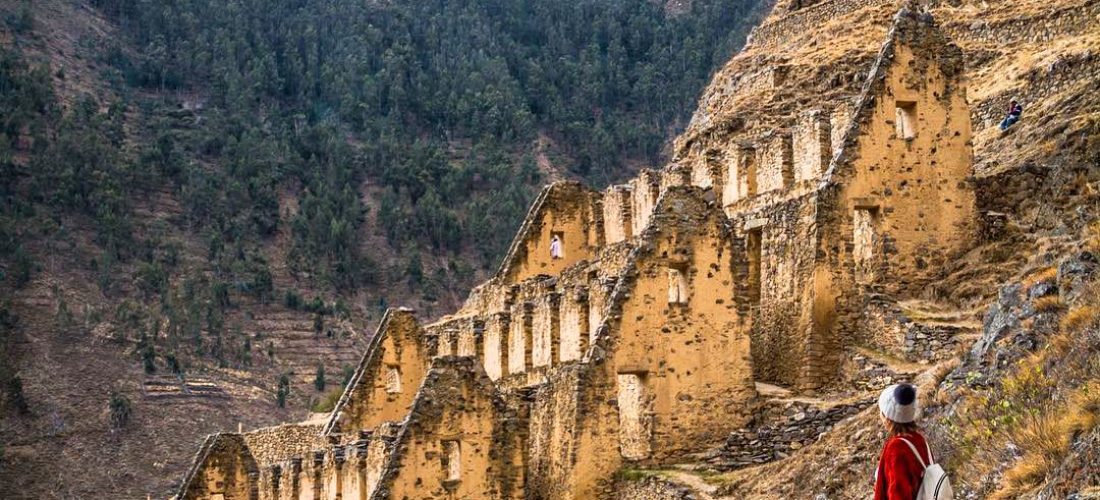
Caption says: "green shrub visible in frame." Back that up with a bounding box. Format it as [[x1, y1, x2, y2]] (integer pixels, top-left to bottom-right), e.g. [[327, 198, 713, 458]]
[[108, 392, 132, 430]]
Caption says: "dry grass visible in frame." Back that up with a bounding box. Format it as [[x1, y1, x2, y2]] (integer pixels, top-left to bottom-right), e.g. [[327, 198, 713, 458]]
[[1022, 266, 1058, 289], [1032, 295, 1066, 313], [1060, 305, 1100, 333], [1085, 222, 1100, 254], [992, 382, 1100, 499]]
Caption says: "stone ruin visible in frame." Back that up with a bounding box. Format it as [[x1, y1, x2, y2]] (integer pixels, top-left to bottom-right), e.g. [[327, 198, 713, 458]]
[[173, 2, 976, 499]]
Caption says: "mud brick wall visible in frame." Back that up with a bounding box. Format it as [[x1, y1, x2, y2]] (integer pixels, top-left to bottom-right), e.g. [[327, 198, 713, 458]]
[[178, 434, 260, 500], [370, 357, 524, 500], [498, 182, 603, 284], [323, 309, 430, 439], [609, 188, 756, 462]]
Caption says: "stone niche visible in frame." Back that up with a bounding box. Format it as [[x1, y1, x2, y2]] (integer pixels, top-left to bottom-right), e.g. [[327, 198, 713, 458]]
[[481, 313, 510, 381], [603, 185, 634, 244], [755, 133, 794, 193], [616, 372, 653, 461], [558, 287, 589, 362], [793, 110, 832, 182], [722, 145, 757, 205], [630, 171, 661, 236]]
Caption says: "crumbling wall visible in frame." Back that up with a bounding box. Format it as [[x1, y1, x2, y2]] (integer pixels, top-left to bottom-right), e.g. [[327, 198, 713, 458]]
[[732, 195, 820, 388], [369, 357, 524, 500], [177, 434, 260, 500], [722, 145, 758, 206], [607, 188, 757, 461], [810, 7, 975, 388], [243, 425, 326, 466], [756, 133, 794, 193], [324, 309, 430, 439]]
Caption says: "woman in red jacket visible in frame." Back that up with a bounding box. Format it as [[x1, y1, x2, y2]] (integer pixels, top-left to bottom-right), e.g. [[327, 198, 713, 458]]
[[874, 383, 933, 500]]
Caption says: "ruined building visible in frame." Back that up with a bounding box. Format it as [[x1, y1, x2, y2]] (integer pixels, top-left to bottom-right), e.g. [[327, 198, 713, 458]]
[[174, 2, 976, 499]]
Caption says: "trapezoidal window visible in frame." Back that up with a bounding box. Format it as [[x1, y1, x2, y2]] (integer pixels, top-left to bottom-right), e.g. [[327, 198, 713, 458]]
[[442, 440, 461, 482], [895, 101, 917, 140], [384, 366, 401, 394], [853, 207, 880, 283], [667, 265, 689, 305], [747, 228, 763, 303]]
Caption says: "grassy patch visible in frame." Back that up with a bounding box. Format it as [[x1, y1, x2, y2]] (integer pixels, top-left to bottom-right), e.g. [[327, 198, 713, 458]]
[[1021, 266, 1058, 290], [1032, 295, 1065, 313], [992, 382, 1100, 498], [309, 388, 343, 413]]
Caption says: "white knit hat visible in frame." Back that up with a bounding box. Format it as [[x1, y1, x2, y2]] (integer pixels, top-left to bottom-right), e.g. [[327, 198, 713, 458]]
[[878, 383, 919, 424]]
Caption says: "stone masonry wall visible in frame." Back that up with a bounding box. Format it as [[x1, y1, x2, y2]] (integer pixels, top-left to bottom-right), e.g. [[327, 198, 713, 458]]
[[733, 194, 819, 387], [755, 133, 794, 193], [746, 0, 893, 50]]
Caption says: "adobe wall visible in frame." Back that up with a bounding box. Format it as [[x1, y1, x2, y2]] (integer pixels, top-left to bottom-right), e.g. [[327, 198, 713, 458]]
[[809, 7, 975, 388], [177, 434, 260, 500], [498, 182, 603, 284], [369, 357, 525, 500], [525, 365, 618, 500], [607, 188, 756, 461], [324, 309, 431, 440], [825, 18, 974, 291]]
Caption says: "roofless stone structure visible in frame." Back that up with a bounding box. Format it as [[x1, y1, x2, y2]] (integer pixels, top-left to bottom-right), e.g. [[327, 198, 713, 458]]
[[173, 3, 975, 498]]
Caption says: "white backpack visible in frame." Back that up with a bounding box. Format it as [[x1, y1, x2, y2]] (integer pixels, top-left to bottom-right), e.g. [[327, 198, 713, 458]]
[[899, 437, 954, 500]]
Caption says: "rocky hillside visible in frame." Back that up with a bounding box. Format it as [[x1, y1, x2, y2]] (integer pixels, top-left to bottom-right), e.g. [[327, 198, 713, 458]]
[[615, 0, 1100, 498]]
